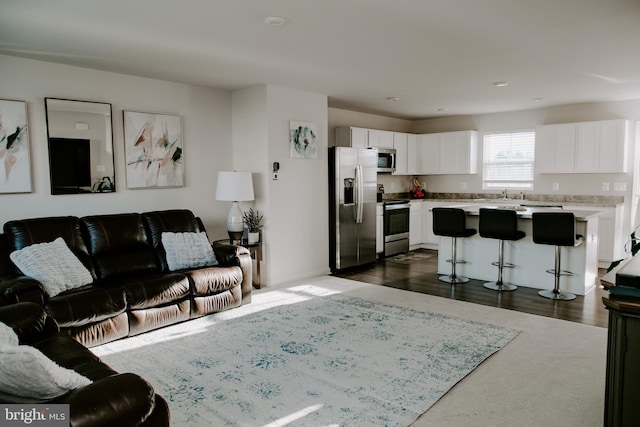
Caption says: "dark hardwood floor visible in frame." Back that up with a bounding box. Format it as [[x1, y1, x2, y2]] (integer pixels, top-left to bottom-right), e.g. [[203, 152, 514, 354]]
[[334, 249, 609, 328]]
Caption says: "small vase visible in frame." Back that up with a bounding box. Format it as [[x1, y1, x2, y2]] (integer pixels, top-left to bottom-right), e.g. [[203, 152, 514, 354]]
[[248, 232, 260, 244]]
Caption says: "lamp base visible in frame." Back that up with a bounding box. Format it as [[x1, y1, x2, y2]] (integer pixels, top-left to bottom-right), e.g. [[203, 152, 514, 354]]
[[228, 230, 243, 245]]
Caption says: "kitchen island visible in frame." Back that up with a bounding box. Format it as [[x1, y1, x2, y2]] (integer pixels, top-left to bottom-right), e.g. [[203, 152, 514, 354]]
[[437, 205, 602, 295]]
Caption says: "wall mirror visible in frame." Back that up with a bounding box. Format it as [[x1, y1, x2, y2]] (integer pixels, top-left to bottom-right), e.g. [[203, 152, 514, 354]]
[[45, 98, 116, 194]]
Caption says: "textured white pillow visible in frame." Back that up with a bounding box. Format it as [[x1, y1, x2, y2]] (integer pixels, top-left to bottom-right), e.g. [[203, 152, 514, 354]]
[[0, 322, 19, 346], [9, 237, 93, 297], [161, 232, 218, 271], [0, 344, 92, 401]]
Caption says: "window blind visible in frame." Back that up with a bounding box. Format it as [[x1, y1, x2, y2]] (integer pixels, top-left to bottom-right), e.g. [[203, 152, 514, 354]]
[[482, 131, 535, 190]]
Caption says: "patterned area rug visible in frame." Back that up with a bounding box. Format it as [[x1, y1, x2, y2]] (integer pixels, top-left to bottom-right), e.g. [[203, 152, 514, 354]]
[[96, 294, 518, 426], [387, 250, 435, 264]]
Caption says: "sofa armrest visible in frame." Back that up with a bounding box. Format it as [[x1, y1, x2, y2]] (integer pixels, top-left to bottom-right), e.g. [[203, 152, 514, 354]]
[[62, 373, 158, 427], [0, 274, 46, 306], [0, 302, 59, 344], [213, 243, 252, 303]]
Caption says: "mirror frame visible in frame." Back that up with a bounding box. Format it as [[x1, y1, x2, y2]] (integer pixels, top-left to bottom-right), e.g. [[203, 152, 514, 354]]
[[44, 97, 116, 194]]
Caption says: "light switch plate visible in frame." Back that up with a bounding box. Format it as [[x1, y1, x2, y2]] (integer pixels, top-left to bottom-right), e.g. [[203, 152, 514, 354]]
[[614, 182, 626, 191], [552, 182, 559, 191], [602, 182, 610, 191]]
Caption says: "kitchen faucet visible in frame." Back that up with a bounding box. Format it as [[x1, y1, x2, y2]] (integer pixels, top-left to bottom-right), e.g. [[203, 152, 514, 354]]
[[501, 189, 508, 200]]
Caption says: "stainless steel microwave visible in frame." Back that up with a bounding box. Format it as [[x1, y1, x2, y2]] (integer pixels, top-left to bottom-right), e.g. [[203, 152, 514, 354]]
[[375, 148, 396, 173]]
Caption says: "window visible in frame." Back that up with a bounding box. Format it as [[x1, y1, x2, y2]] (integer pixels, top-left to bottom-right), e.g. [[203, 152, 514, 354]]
[[482, 130, 535, 190]]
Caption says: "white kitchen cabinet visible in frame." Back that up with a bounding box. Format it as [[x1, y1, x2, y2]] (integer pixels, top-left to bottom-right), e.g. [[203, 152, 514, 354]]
[[376, 204, 384, 254], [419, 131, 478, 175], [409, 201, 423, 247], [575, 120, 628, 173], [406, 134, 420, 175], [535, 123, 576, 173], [368, 129, 395, 149], [335, 126, 368, 148], [536, 119, 628, 174], [564, 204, 624, 268], [419, 133, 440, 174], [422, 201, 453, 249], [393, 132, 408, 175]]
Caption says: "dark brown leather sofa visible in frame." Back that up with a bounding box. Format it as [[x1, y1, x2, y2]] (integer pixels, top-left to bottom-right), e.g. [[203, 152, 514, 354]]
[[0, 209, 252, 347], [0, 301, 170, 426]]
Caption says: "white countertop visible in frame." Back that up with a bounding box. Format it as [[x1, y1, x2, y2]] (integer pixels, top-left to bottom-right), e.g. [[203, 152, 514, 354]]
[[442, 203, 602, 221]]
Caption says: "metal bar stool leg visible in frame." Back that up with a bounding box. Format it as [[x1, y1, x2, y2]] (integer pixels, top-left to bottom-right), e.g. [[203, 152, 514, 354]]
[[439, 237, 470, 284], [483, 239, 517, 291], [538, 246, 576, 300]]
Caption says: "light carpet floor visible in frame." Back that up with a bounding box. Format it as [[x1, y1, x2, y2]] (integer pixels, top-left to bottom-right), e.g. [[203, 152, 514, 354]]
[[94, 276, 607, 426]]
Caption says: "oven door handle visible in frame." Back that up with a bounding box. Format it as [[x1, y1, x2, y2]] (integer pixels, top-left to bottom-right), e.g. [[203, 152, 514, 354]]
[[354, 164, 363, 224]]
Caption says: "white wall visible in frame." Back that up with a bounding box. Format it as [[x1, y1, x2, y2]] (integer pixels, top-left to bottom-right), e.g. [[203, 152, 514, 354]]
[[233, 85, 329, 286], [0, 55, 233, 238]]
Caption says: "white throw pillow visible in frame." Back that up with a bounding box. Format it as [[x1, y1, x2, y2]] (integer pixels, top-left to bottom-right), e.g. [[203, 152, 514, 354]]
[[161, 232, 218, 271], [9, 237, 93, 297], [0, 344, 92, 401], [0, 322, 19, 346]]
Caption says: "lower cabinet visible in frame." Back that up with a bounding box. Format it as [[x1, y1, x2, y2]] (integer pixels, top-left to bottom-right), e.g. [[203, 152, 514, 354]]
[[603, 297, 640, 426], [376, 204, 384, 254], [409, 201, 423, 247], [422, 201, 453, 249]]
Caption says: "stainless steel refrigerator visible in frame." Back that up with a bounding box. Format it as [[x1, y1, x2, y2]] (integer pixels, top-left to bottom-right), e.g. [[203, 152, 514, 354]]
[[329, 146, 377, 272]]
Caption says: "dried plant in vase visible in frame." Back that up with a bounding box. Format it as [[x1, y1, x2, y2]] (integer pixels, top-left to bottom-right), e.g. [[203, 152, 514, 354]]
[[243, 208, 264, 243]]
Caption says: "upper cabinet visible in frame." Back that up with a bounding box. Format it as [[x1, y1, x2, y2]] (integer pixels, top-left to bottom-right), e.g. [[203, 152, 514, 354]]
[[336, 127, 478, 175], [419, 130, 478, 174], [536, 119, 629, 174], [335, 127, 369, 148], [393, 132, 408, 175], [335, 127, 394, 149]]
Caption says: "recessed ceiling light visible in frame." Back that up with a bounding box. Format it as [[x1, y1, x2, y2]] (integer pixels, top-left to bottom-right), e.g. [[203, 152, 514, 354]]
[[533, 97, 545, 102], [437, 108, 448, 112], [385, 96, 400, 101], [493, 81, 509, 87], [265, 16, 286, 26]]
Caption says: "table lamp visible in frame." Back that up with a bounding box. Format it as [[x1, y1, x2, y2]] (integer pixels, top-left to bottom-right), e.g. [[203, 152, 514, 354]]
[[216, 171, 255, 244]]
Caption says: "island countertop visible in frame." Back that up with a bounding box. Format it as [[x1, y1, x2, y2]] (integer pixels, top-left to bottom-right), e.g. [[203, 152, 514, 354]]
[[442, 204, 602, 221], [435, 203, 601, 295]]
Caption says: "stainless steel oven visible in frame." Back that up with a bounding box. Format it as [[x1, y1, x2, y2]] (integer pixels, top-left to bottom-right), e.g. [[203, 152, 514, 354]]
[[383, 200, 409, 256]]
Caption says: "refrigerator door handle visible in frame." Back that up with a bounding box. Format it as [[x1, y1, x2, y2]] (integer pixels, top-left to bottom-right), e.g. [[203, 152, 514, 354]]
[[355, 164, 363, 223]]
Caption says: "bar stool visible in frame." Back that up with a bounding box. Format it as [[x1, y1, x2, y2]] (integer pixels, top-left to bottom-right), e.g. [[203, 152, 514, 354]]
[[532, 212, 582, 301], [479, 208, 526, 291], [432, 207, 477, 284]]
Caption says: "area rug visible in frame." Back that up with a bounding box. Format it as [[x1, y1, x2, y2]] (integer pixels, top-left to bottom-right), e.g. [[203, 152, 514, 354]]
[[96, 294, 519, 426], [387, 250, 434, 264]]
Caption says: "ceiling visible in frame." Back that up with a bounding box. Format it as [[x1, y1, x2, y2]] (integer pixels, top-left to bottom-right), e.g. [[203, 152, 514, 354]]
[[2, 0, 640, 120]]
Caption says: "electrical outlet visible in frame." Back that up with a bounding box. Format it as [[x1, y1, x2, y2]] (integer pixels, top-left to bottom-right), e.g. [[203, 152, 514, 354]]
[[459, 181, 467, 190], [602, 182, 610, 191], [552, 182, 559, 191], [614, 182, 626, 191]]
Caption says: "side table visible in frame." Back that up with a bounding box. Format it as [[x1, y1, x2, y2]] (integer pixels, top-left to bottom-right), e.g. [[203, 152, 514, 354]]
[[213, 239, 261, 289]]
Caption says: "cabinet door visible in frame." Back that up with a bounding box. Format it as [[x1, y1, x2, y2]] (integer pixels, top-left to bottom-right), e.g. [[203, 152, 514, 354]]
[[440, 131, 477, 174], [368, 129, 394, 149], [351, 127, 368, 149], [553, 124, 577, 173], [393, 132, 408, 175], [599, 120, 628, 173], [420, 134, 441, 174], [422, 201, 452, 246], [575, 122, 600, 172], [536, 124, 576, 173], [409, 202, 423, 246], [406, 134, 420, 175], [535, 126, 556, 173], [376, 207, 384, 253]]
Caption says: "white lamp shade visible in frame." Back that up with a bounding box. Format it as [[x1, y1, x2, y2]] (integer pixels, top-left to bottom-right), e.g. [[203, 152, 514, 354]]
[[216, 171, 254, 202]]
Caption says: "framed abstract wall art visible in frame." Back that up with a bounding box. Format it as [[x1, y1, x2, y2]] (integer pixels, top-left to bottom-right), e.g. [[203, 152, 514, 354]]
[[123, 110, 184, 189], [0, 99, 32, 194], [289, 120, 318, 159]]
